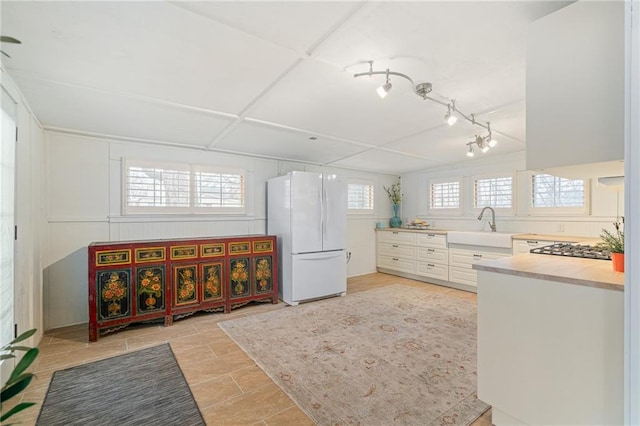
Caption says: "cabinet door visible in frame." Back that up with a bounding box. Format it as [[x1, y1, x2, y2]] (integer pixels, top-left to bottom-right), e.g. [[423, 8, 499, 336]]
[[173, 264, 198, 306], [96, 269, 132, 321], [136, 266, 166, 314], [201, 261, 224, 302], [253, 256, 274, 295], [229, 257, 251, 299]]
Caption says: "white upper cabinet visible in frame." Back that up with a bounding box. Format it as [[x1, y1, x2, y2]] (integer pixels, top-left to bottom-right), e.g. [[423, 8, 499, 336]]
[[526, 1, 624, 176]]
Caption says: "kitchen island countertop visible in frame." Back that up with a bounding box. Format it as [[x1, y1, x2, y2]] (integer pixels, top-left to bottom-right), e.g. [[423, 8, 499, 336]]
[[473, 253, 623, 291]]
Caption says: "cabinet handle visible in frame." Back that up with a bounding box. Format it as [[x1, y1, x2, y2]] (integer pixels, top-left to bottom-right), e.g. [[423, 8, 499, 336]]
[[392, 244, 399, 248], [427, 263, 435, 268], [473, 254, 483, 258], [392, 257, 399, 261], [526, 240, 539, 245], [427, 248, 435, 252], [427, 233, 435, 237], [392, 231, 399, 234]]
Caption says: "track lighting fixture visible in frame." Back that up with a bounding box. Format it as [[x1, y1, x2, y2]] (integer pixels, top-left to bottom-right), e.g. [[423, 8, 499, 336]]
[[353, 61, 499, 159]]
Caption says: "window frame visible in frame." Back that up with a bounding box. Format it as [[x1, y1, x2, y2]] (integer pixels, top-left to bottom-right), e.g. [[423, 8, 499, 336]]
[[427, 176, 463, 216], [123, 158, 246, 215], [346, 179, 375, 215], [472, 173, 515, 215], [528, 172, 590, 216]]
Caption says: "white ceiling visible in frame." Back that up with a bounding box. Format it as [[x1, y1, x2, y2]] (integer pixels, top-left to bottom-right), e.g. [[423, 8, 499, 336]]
[[1, 1, 571, 174]]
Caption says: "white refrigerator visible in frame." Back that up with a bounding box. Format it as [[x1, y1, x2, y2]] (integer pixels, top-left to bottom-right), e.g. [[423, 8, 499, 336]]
[[267, 171, 347, 305]]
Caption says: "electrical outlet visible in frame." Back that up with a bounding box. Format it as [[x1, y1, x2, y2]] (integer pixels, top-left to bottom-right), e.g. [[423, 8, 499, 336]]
[[557, 224, 565, 232]]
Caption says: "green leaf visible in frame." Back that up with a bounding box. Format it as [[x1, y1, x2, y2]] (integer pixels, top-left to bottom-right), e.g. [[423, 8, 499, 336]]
[[0, 401, 36, 422], [7, 348, 38, 385], [0, 354, 16, 361], [1, 374, 33, 402], [6, 329, 37, 346], [3, 345, 32, 353]]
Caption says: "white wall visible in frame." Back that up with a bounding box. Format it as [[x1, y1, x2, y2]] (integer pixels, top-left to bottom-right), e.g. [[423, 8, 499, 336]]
[[43, 131, 397, 330], [402, 151, 622, 237]]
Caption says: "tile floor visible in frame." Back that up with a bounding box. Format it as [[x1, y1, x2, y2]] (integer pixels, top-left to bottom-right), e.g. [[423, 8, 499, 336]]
[[5, 272, 492, 425]]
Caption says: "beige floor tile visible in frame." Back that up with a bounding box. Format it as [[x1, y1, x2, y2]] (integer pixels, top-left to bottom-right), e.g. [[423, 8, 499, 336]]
[[201, 382, 294, 426], [230, 365, 274, 393], [191, 374, 243, 410]]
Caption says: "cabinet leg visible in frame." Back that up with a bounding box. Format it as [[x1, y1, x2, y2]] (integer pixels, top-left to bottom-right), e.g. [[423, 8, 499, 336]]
[[164, 316, 173, 327], [89, 324, 98, 342]]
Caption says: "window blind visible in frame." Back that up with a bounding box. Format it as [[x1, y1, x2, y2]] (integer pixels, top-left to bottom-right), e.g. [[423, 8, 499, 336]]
[[474, 177, 512, 208], [347, 183, 374, 210], [124, 160, 245, 214], [532, 174, 584, 207], [431, 181, 460, 209]]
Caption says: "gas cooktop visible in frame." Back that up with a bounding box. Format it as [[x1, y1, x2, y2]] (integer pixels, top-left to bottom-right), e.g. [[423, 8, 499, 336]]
[[530, 243, 611, 260]]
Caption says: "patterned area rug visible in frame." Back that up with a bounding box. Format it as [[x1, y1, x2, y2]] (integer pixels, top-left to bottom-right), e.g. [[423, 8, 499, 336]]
[[36, 343, 204, 426], [219, 284, 489, 425]]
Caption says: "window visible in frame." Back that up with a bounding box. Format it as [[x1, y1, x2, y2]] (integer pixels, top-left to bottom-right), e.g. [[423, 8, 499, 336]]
[[530, 173, 588, 214], [124, 159, 245, 214], [429, 178, 462, 214], [474, 176, 513, 209], [347, 182, 374, 213]]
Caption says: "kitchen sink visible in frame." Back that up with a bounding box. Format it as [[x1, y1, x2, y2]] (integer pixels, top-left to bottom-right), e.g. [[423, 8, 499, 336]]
[[447, 231, 517, 248]]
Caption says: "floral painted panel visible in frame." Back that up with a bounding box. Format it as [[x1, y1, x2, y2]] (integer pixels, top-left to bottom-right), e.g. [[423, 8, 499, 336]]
[[174, 265, 198, 306], [229, 257, 250, 299], [136, 266, 165, 314], [97, 269, 131, 321], [135, 247, 166, 263], [96, 249, 131, 266], [202, 262, 224, 301], [254, 256, 273, 294]]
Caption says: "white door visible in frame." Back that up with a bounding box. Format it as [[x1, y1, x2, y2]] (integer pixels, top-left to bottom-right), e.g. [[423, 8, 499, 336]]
[[290, 172, 323, 254], [322, 173, 347, 251], [291, 251, 346, 302]]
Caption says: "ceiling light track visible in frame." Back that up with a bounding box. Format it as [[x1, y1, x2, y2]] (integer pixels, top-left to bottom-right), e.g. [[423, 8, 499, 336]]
[[353, 60, 498, 158]]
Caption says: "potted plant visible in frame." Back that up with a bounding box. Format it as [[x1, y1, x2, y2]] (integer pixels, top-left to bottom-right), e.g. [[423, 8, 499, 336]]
[[595, 220, 624, 272], [383, 178, 403, 228]]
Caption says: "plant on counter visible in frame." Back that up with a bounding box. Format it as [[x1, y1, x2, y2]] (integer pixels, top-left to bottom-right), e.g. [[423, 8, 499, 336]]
[[595, 219, 624, 254], [1, 328, 39, 423], [383, 178, 402, 205]]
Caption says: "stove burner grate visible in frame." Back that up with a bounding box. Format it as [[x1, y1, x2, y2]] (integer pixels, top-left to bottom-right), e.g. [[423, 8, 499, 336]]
[[530, 243, 611, 260]]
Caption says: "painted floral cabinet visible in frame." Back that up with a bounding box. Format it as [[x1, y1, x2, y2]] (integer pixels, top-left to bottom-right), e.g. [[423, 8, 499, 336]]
[[88, 235, 277, 341]]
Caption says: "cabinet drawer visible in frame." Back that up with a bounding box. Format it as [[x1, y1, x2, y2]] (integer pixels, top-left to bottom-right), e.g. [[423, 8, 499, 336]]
[[449, 267, 478, 287], [416, 233, 447, 248], [378, 243, 416, 260], [416, 262, 448, 281], [377, 231, 416, 245], [449, 249, 509, 269], [416, 247, 448, 264], [377, 255, 416, 274]]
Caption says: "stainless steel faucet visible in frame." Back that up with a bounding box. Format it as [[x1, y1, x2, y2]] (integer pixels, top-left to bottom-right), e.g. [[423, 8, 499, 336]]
[[478, 206, 496, 232]]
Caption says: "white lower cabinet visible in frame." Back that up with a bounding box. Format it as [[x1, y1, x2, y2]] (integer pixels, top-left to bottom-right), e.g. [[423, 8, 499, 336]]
[[376, 230, 448, 284], [449, 247, 511, 288], [376, 230, 417, 274]]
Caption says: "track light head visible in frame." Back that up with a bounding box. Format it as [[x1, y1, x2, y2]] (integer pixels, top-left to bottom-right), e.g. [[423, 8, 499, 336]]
[[376, 81, 392, 99], [445, 104, 457, 126]]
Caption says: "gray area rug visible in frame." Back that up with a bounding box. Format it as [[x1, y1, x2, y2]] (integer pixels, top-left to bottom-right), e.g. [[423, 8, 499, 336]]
[[219, 284, 489, 425], [36, 343, 204, 426]]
